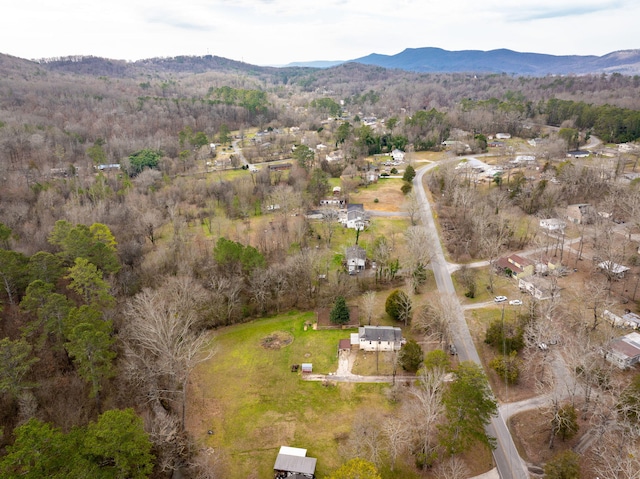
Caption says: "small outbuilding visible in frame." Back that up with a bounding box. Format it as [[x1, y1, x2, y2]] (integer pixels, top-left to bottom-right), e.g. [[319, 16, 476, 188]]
[[301, 363, 313, 373], [274, 446, 317, 479], [597, 261, 630, 280]]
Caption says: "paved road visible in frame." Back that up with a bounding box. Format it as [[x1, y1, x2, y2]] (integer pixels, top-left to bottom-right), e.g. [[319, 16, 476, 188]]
[[414, 162, 530, 479]]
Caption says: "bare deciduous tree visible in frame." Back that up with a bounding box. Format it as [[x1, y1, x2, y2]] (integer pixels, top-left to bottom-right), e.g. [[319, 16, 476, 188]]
[[122, 276, 214, 431], [406, 366, 446, 467], [381, 415, 410, 471], [433, 456, 470, 479], [360, 291, 376, 326]]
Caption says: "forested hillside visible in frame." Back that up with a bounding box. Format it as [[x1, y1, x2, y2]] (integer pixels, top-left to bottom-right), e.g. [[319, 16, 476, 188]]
[[1, 53, 640, 478]]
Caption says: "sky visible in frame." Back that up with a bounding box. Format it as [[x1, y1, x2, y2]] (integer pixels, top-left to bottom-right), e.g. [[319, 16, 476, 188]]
[[1, 0, 638, 66]]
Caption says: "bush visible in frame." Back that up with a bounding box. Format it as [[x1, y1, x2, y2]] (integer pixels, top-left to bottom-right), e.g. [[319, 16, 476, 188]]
[[401, 182, 413, 195], [385, 289, 412, 324], [399, 340, 423, 372], [544, 450, 580, 479], [490, 351, 521, 384], [484, 318, 524, 353]]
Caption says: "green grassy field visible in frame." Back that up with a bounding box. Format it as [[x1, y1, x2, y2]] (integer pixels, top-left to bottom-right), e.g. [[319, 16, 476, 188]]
[[188, 312, 416, 479]]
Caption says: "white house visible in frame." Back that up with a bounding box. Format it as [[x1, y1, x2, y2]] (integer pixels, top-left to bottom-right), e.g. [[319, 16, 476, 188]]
[[391, 149, 405, 162], [357, 326, 404, 352], [604, 332, 640, 369], [344, 204, 368, 230], [495, 133, 511, 140], [566, 150, 590, 158], [539, 218, 567, 232], [510, 155, 536, 166], [346, 245, 366, 274], [519, 276, 558, 300]]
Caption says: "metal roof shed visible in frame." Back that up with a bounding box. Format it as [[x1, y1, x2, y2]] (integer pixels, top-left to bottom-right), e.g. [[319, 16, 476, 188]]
[[274, 454, 317, 476]]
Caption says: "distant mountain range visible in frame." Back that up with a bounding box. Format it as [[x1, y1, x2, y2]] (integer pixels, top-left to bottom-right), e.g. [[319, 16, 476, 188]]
[[289, 47, 640, 75], [3, 47, 640, 78]]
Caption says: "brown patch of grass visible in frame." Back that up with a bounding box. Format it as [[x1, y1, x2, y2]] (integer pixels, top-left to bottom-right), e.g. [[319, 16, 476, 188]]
[[349, 179, 406, 212]]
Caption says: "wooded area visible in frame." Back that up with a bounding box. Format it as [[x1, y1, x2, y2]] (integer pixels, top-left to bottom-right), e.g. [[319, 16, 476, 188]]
[[1, 53, 640, 478]]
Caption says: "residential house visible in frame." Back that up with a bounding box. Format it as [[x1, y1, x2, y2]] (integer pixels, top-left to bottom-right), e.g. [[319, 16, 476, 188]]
[[566, 203, 593, 224], [566, 150, 590, 158], [533, 255, 562, 275], [539, 218, 566, 233], [603, 310, 640, 329], [528, 138, 546, 147], [391, 149, 405, 162], [346, 245, 366, 274], [268, 163, 292, 171], [319, 197, 346, 207], [364, 170, 379, 184], [356, 326, 404, 352], [325, 151, 344, 163], [319, 187, 345, 207], [344, 204, 368, 230], [597, 261, 630, 280], [518, 276, 558, 300], [495, 133, 511, 140], [510, 155, 536, 166], [604, 332, 640, 369], [455, 157, 487, 173], [495, 254, 535, 279], [274, 446, 317, 479], [96, 163, 121, 171], [488, 140, 505, 148]]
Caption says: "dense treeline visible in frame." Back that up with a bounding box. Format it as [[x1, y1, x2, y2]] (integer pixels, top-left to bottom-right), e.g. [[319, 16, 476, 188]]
[[545, 98, 640, 143]]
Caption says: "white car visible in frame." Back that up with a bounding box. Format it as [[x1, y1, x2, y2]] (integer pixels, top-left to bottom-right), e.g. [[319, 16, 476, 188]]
[[494, 296, 508, 303], [509, 299, 523, 306]]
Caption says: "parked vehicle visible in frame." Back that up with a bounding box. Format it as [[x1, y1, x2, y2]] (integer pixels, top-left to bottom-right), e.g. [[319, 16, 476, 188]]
[[509, 299, 523, 306], [494, 296, 508, 303]]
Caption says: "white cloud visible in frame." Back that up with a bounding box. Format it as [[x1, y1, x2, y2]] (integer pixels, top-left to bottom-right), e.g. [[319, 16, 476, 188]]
[[0, 0, 637, 64]]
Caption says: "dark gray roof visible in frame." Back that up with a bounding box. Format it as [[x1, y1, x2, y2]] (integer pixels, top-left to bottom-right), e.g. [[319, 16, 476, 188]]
[[274, 454, 317, 475], [360, 325, 403, 342], [346, 245, 366, 260]]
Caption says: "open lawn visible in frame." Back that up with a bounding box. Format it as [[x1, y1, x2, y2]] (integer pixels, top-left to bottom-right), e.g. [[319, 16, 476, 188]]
[[349, 178, 406, 212], [186, 312, 413, 479], [452, 267, 516, 306]]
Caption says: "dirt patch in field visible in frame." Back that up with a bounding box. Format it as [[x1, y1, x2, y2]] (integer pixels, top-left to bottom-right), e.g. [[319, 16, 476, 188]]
[[260, 331, 293, 350]]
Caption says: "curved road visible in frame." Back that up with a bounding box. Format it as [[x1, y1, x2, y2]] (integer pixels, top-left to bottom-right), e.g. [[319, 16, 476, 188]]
[[414, 162, 530, 479]]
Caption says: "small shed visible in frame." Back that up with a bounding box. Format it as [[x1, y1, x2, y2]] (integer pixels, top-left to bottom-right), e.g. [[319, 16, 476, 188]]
[[338, 339, 351, 352], [274, 446, 317, 478], [301, 363, 313, 373]]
